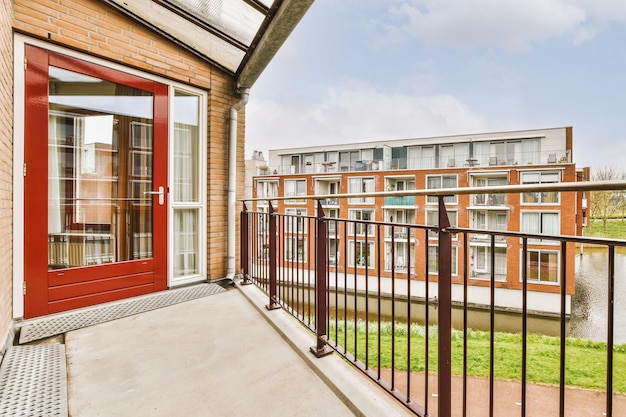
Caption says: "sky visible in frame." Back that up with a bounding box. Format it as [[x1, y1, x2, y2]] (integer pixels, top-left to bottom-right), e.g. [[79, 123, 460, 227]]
[[245, 0, 626, 171]]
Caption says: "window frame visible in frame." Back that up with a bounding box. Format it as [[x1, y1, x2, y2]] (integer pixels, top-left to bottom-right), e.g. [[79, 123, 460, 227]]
[[348, 177, 375, 204], [521, 249, 560, 284], [426, 174, 458, 204], [520, 170, 561, 205], [284, 178, 307, 204]]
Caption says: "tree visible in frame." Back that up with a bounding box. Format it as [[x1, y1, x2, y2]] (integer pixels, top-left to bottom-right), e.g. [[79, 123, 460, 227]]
[[590, 167, 626, 229]]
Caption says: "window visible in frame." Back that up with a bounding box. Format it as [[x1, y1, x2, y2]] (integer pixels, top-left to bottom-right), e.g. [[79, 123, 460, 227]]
[[285, 236, 307, 263], [525, 250, 559, 283], [387, 178, 415, 191], [472, 176, 507, 206], [348, 209, 375, 236], [386, 209, 415, 239], [417, 146, 435, 169], [490, 141, 522, 165], [521, 212, 559, 243], [256, 180, 278, 207], [315, 179, 340, 205], [427, 175, 457, 204], [385, 241, 414, 272], [348, 177, 375, 203], [284, 179, 307, 203], [428, 245, 458, 275], [172, 89, 203, 280], [470, 210, 507, 242], [521, 171, 560, 204], [440, 145, 454, 168], [348, 240, 374, 268], [426, 209, 458, 239], [285, 208, 307, 233], [471, 246, 507, 280]]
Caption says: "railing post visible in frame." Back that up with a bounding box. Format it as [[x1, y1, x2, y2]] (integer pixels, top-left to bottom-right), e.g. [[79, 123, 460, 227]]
[[437, 196, 452, 417], [266, 202, 280, 310], [310, 200, 333, 357], [240, 202, 252, 285]]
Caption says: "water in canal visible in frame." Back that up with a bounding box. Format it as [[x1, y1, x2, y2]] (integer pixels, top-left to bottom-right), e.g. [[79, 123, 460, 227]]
[[570, 246, 626, 344]]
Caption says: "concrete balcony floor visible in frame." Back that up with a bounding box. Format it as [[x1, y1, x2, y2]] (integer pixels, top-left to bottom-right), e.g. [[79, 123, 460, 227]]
[[1, 283, 413, 417]]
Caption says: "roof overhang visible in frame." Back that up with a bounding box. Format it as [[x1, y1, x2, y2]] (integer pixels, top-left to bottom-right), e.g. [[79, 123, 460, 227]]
[[100, 0, 313, 91]]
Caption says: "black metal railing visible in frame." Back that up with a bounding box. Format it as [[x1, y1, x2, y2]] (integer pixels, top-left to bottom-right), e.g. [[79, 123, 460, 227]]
[[241, 181, 626, 417]]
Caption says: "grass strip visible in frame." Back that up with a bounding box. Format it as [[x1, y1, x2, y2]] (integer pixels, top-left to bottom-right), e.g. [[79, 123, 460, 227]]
[[329, 320, 626, 392]]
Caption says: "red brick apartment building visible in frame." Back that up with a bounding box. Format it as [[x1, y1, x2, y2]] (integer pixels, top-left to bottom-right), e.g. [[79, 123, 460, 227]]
[[252, 127, 588, 315], [0, 0, 313, 356]]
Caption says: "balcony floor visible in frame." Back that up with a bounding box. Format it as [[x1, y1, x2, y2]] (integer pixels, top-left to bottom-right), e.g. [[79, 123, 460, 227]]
[[1, 282, 412, 417]]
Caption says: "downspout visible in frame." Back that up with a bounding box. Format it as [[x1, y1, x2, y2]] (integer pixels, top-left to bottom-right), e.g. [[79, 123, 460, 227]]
[[227, 88, 250, 279]]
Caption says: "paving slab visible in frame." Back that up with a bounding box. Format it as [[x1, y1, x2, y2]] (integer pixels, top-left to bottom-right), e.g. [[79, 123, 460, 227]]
[[66, 289, 357, 417]]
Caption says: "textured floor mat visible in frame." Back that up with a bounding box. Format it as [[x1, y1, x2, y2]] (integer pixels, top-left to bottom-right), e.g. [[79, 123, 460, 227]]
[[19, 283, 225, 344], [0, 344, 67, 417]]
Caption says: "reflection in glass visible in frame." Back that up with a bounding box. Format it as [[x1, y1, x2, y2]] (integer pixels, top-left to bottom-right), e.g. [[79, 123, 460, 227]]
[[48, 66, 154, 269], [172, 89, 201, 278]]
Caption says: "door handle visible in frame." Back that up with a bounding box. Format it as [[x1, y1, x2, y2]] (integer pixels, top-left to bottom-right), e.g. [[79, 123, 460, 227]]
[[144, 186, 165, 205]]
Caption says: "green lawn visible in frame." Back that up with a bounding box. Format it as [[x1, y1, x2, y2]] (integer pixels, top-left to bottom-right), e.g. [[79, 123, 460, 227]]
[[584, 218, 626, 239], [330, 320, 626, 392]]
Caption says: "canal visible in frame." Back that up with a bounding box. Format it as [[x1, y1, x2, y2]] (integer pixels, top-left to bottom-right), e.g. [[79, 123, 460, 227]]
[[570, 246, 626, 344]]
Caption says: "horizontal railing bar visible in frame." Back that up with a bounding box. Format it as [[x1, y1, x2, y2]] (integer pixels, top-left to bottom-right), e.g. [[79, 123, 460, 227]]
[[246, 209, 626, 247], [242, 179, 626, 202]]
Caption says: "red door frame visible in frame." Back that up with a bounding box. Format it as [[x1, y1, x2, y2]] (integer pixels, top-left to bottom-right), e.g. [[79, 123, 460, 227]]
[[24, 45, 168, 318]]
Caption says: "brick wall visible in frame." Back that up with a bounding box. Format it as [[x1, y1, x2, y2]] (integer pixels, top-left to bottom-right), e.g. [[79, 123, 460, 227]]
[[0, 0, 14, 352], [13, 0, 244, 282]]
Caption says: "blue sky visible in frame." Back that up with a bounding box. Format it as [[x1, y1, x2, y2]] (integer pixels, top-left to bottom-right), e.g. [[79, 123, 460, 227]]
[[246, 0, 626, 170]]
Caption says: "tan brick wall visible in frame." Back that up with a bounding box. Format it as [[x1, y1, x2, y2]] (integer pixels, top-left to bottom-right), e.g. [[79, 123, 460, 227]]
[[0, 0, 14, 350], [13, 0, 244, 282]]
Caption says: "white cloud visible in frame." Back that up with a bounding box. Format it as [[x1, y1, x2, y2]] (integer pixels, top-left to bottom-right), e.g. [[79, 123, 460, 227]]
[[376, 0, 626, 51], [245, 82, 485, 156]]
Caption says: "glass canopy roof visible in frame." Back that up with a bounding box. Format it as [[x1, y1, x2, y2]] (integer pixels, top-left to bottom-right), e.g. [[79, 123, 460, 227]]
[[102, 0, 312, 88]]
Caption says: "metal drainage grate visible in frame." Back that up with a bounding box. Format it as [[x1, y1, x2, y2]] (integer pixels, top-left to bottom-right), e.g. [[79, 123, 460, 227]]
[[19, 283, 225, 344], [0, 345, 68, 417]]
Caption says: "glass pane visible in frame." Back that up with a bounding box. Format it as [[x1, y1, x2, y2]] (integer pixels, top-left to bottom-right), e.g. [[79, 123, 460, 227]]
[[167, 0, 264, 46], [173, 90, 199, 202], [173, 209, 198, 277], [48, 66, 154, 270]]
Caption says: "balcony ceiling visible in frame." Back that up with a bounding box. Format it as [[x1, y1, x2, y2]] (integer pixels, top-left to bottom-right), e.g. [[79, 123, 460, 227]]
[[101, 0, 314, 89]]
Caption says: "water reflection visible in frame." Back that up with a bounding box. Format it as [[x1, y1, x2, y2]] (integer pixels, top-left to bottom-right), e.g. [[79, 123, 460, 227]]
[[571, 247, 626, 344]]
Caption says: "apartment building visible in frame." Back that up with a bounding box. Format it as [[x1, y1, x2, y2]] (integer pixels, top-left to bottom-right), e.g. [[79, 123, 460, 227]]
[[252, 127, 587, 311]]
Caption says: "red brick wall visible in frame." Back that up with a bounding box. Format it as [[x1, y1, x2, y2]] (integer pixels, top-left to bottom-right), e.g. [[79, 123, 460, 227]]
[[0, 0, 14, 349], [13, 0, 244, 281], [270, 164, 579, 295]]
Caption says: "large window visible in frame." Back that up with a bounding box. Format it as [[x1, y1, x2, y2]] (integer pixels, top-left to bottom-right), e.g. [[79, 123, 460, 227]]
[[285, 208, 308, 233], [285, 236, 307, 263], [385, 209, 416, 239], [348, 240, 374, 268], [428, 245, 458, 275], [255, 180, 278, 208], [427, 175, 457, 204], [385, 241, 414, 272], [284, 179, 307, 203], [521, 171, 560, 204], [521, 212, 559, 243], [426, 209, 458, 239], [348, 177, 375, 204], [348, 209, 375, 236], [471, 246, 507, 280], [172, 89, 203, 280], [525, 250, 559, 283]]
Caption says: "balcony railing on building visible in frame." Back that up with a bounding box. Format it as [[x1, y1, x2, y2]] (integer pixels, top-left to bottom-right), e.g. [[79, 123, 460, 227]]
[[258, 149, 572, 176], [240, 180, 626, 417]]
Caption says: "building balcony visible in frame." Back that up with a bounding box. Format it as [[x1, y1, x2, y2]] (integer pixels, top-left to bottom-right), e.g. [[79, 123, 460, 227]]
[[240, 180, 626, 416], [384, 195, 416, 206]]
